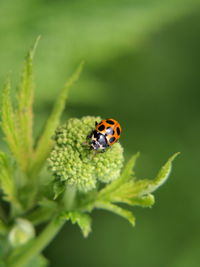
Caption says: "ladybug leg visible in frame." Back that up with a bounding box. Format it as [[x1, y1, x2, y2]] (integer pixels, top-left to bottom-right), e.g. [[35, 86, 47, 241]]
[[82, 141, 90, 150], [86, 131, 92, 140], [93, 150, 104, 154], [82, 141, 89, 146], [95, 121, 98, 126], [82, 133, 91, 147], [94, 148, 107, 154]]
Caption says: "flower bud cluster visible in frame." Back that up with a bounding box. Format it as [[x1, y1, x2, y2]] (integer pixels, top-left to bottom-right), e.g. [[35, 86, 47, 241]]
[[48, 116, 124, 192]]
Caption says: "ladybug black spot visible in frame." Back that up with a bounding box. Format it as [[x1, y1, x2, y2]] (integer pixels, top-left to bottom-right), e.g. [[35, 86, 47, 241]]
[[93, 130, 98, 138], [109, 137, 116, 143], [106, 119, 115, 125], [116, 127, 121, 136], [98, 124, 105, 131]]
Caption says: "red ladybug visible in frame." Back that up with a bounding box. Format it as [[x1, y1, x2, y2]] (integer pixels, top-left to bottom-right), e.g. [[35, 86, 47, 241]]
[[89, 118, 122, 151]]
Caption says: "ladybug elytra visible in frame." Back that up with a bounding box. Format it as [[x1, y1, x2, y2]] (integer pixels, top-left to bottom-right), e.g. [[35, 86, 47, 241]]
[[88, 118, 122, 151]]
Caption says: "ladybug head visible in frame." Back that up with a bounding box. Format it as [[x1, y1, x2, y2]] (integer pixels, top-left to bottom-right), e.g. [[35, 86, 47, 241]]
[[90, 131, 109, 151], [90, 140, 100, 150]]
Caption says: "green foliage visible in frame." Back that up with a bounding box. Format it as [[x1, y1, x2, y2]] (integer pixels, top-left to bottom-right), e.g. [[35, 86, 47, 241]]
[[16, 37, 39, 163], [64, 211, 92, 238], [1, 79, 20, 169], [0, 151, 15, 204], [0, 41, 179, 267], [79, 152, 178, 226], [1, 38, 40, 173], [7, 219, 64, 267]]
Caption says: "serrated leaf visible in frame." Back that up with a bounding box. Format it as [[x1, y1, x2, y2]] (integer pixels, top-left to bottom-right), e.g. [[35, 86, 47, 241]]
[[96, 182, 155, 208], [1, 37, 40, 173], [65, 211, 91, 238], [0, 151, 22, 216], [152, 153, 180, 191], [134, 153, 180, 196], [1, 79, 20, 164], [98, 152, 140, 198], [81, 153, 178, 227], [0, 151, 15, 203], [15, 36, 40, 171], [125, 194, 155, 207], [30, 61, 84, 176], [95, 202, 135, 226]]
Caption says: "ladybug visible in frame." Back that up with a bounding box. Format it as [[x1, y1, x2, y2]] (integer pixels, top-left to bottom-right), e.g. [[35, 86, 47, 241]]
[[88, 118, 122, 151]]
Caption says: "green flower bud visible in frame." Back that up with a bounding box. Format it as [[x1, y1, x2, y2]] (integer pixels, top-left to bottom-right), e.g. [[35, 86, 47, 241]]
[[48, 116, 124, 192], [8, 218, 35, 247]]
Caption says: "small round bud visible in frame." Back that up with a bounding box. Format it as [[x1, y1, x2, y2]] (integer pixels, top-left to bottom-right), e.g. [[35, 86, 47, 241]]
[[48, 116, 124, 192], [8, 218, 35, 247]]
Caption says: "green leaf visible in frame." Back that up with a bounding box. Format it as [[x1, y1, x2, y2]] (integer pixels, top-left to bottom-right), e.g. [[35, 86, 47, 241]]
[[98, 152, 140, 198], [95, 202, 135, 226], [107, 153, 179, 202], [1, 79, 20, 164], [53, 180, 66, 200], [133, 152, 180, 196], [30, 61, 84, 176], [65, 211, 91, 238], [27, 199, 57, 226], [0, 151, 22, 216], [151, 152, 180, 191], [125, 194, 155, 207], [0, 151, 15, 203], [1, 37, 40, 173], [15, 36, 40, 171], [80, 153, 178, 227]]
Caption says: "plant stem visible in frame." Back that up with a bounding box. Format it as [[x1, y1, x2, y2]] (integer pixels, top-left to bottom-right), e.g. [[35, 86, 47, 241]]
[[8, 217, 65, 267], [63, 185, 77, 211]]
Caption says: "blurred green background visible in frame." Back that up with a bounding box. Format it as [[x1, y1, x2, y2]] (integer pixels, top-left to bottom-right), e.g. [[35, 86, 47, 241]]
[[1, 0, 200, 266]]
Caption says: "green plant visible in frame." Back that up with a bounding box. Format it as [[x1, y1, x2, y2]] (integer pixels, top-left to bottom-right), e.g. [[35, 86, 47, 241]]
[[0, 39, 178, 267]]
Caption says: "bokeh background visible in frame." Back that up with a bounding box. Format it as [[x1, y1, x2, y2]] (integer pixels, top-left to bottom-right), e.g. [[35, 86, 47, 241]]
[[1, 0, 200, 266]]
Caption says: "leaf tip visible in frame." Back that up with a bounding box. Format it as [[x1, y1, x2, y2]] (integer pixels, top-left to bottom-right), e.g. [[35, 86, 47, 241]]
[[75, 60, 85, 77], [28, 35, 41, 60], [169, 152, 180, 162], [134, 151, 140, 160], [129, 217, 136, 227]]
